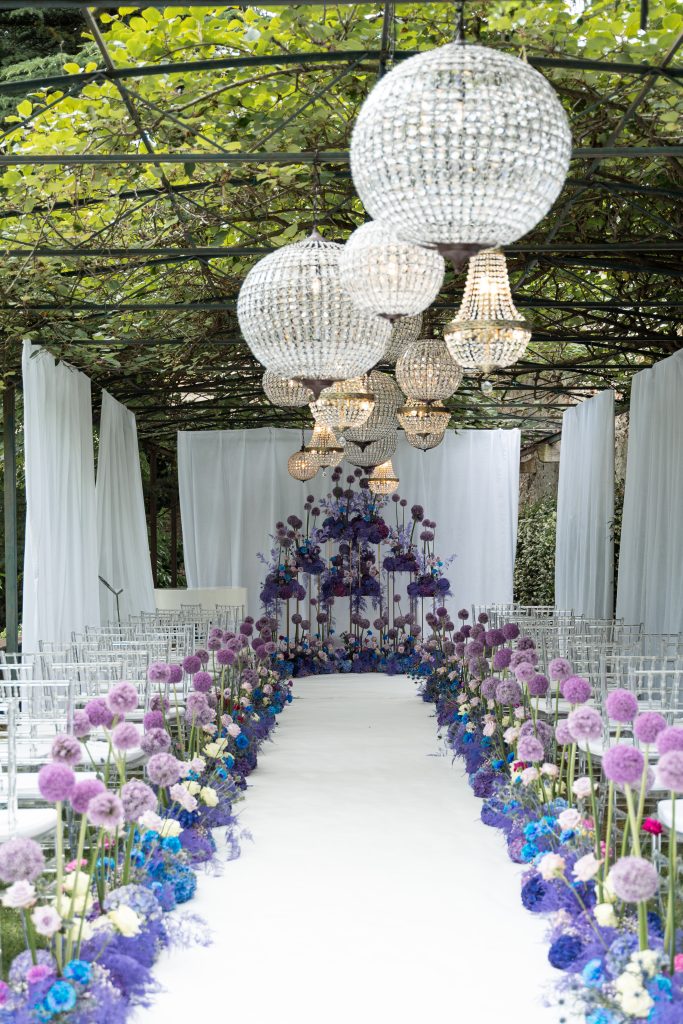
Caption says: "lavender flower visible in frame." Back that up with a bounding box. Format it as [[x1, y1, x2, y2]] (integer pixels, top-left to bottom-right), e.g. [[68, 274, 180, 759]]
[[147, 662, 171, 685], [106, 681, 139, 716], [87, 792, 124, 832], [608, 856, 659, 903], [38, 763, 76, 803], [146, 753, 181, 788], [480, 677, 498, 701], [0, 837, 45, 883], [548, 657, 573, 681], [140, 728, 171, 756], [605, 688, 639, 723], [514, 662, 535, 684], [517, 636, 536, 651], [185, 692, 214, 726], [602, 745, 645, 785], [50, 734, 81, 767], [70, 778, 106, 815], [528, 674, 549, 698], [656, 726, 683, 755], [518, 735, 544, 763], [149, 694, 170, 714], [509, 650, 534, 669], [192, 671, 213, 694], [121, 780, 158, 821], [217, 648, 236, 666], [561, 676, 592, 705], [657, 751, 683, 793], [634, 712, 667, 745], [182, 655, 201, 675], [111, 722, 140, 751]]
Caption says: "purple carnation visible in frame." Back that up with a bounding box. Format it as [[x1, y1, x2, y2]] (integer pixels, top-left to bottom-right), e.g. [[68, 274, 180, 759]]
[[656, 727, 683, 755], [38, 762, 75, 803], [0, 837, 45, 883], [634, 712, 667, 745], [111, 721, 140, 751], [147, 752, 181, 788], [143, 710, 164, 731], [657, 751, 683, 793], [561, 676, 592, 705], [501, 623, 520, 641], [493, 648, 512, 670], [51, 734, 82, 767], [87, 792, 124, 832], [85, 697, 113, 729], [555, 719, 573, 746], [192, 671, 213, 694], [528, 674, 549, 698], [480, 677, 498, 701], [147, 662, 171, 684], [121, 780, 158, 821], [548, 657, 573, 682], [602, 745, 645, 785], [70, 778, 106, 815], [495, 679, 523, 707], [182, 655, 201, 675], [605, 688, 639, 723], [106, 681, 138, 716], [609, 856, 658, 903], [140, 728, 171, 756], [518, 735, 544, 762], [167, 664, 183, 685]]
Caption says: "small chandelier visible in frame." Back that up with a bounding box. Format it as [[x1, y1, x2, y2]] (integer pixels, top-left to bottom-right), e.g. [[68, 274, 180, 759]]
[[398, 401, 450, 435], [288, 444, 318, 481], [345, 431, 397, 469], [345, 370, 403, 444], [262, 371, 313, 408], [350, 44, 571, 269], [305, 422, 344, 468], [380, 314, 422, 366], [396, 337, 462, 401], [405, 428, 446, 452], [339, 221, 445, 319], [310, 377, 375, 434], [444, 250, 531, 372], [369, 460, 399, 495]]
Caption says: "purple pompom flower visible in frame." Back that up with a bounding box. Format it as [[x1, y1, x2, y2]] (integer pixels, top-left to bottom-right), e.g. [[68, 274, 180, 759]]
[[561, 676, 592, 705], [602, 745, 645, 785], [85, 698, 113, 729], [0, 837, 45, 883], [38, 763, 75, 803], [147, 752, 181, 788], [182, 655, 201, 675], [140, 728, 171, 756], [480, 677, 498, 701], [50, 734, 81, 767], [149, 694, 170, 714], [167, 664, 183, 685], [207, 636, 222, 651], [217, 648, 235, 666], [196, 649, 209, 665], [609, 856, 658, 903], [493, 648, 512, 671], [605, 689, 639, 724], [634, 712, 667, 745], [477, 612, 489, 624], [501, 623, 520, 641], [111, 721, 140, 751], [192, 671, 213, 694], [514, 662, 535, 684], [143, 710, 164, 731], [657, 751, 683, 793], [121, 779, 158, 821], [106, 681, 138, 716], [87, 792, 124, 832], [548, 657, 573, 682], [495, 679, 523, 707], [72, 710, 91, 739], [528, 674, 549, 698], [70, 778, 106, 815], [147, 663, 171, 685], [656, 727, 683, 755], [566, 706, 602, 742], [517, 636, 536, 651], [555, 719, 573, 746], [518, 735, 544, 763]]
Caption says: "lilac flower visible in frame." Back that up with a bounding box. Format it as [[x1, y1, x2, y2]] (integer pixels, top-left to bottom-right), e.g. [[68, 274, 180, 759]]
[[167, 664, 183, 685], [72, 710, 91, 739], [0, 837, 45, 883], [185, 692, 214, 726], [485, 629, 506, 648], [658, 751, 683, 793], [566, 706, 602, 741], [50, 734, 81, 767], [112, 722, 140, 751], [561, 676, 592, 705], [207, 636, 222, 651], [121, 780, 158, 821], [493, 648, 512, 671], [501, 623, 520, 641], [239, 622, 254, 637], [143, 710, 164, 731], [656, 726, 683, 755], [140, 728, 171, 756], [518, 735, 544, 762], [192, 671, 213, 694], [70, 778, 106, 815], [495, 679, 523, 706], [555, 719, 573, 746], [608, 856, 658, 903], [528, 674, 549, 698], [182, 655, 201, 675], [602, 745, 645, 785], [87, 792, 124, 832], [605, 688, 639, 723], [634, 711, 667, 745], [38, 763, 76, 803], [548, 657, 573, 681], [196, 649, 209, 665], [106, 681, 139, 716], [85, 697, 114, 729], [146, 753, 181, 788]]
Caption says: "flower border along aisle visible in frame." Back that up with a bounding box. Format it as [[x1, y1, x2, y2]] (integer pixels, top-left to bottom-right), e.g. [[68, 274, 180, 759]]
[[415, 610, 683, 1023], [0, 620, 293, 1022]]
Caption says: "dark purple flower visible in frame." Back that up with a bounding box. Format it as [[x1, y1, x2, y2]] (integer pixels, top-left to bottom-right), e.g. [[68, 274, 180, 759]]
[[501, 623, 519, 641], [528, 674, 549, 698], [167, 664, 183, 685], [143, 710, 164, 731]]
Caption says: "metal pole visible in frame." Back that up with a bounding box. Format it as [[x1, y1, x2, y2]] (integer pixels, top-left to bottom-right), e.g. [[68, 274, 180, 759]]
[[3, 386, 19, 652], [149, 451, 158, 588]]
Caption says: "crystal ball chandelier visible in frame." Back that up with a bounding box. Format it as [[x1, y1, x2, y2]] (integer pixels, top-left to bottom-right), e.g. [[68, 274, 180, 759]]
[[288, 445, 318, 481], [396, 337, 463, 402], [310, 377, 375, 434], [350, 43, 571, 269], [398, 400, 451, 435], [339, 221, 445, 319], [369, 459, 399, 495], [380, 314, 422, 366], [262, 371, 313, 408], [345, 431, 397, 469], [345, 370, 403, 444], [405, 428, 446, 452], [305, 422, 344, 468], [444, 250, 531, 372], [237, 230, 391, 394]]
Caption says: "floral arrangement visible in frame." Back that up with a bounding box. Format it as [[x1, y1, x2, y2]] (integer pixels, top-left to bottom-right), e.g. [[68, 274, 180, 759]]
[[0, 619, 292, 1021], [415, 609, 683, 1023]]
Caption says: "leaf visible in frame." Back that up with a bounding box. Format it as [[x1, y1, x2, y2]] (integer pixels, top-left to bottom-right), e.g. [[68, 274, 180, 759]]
[[62, 62, 81, 74], [17, 100, 32, 118]]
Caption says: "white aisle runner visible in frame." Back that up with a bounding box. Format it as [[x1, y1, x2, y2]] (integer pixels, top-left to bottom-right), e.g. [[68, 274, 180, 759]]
[[142, 674, 561, 1024]]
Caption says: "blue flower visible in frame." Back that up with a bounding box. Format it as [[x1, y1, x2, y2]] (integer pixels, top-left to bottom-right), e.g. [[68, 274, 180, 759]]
[[224, 754, 235, 768], [506, 752, 515, 763], [521, 842, 539, 862], [63, 960, 92, 985], [45, 981, 78, 1013], [581, 958, 605, 988], [548, 934, 583, 970], [162, 836, 181, 853], [560, 829, 575, 843], [521, 874, 547, 912], [586, 1012, 619, 1024], [648, 974, 673, 1003], [523, 822, 538, 839], [492, 759, 504, 770]]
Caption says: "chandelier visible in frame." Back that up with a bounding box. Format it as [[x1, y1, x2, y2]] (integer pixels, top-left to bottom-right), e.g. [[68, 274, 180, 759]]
[[310, 377, 375, 434], [345, 370, 403, 443], [380, 314, 422, 366], [444, 250, 531, 372], [350, 44, 571, 269], [305, 422, 344, 468], [405, 428, 446, 452], [396, 337, 462, 401], [339, 221, 445, 319], [262, 371, 313, 408], [398, 400, 451, 435], [369, 460, 399, 495], [237, 230, 391, 393], [345, 431, 397, 469], [288, 445, 318, 481]]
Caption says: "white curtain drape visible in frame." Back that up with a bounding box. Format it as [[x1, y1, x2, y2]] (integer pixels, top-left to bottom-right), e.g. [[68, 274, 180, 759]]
[[178, 427, 520, 613], [96, 390, 156, 623], [616, 350, 683, 635], [555, 390, 615, 617], [22, 342, 100, 652]]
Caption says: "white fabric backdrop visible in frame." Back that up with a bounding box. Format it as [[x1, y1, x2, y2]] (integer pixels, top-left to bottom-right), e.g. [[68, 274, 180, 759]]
[[178, 427, 520, 613], [555, 390, 615, 617], [96, 390, 156, 623], [22, 342, 100, 652], [616, 350, 683, 635]]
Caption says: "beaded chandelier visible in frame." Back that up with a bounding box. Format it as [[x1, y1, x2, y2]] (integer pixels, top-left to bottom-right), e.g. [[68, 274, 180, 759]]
[[345, 371, 403, 443], [237, 230, 391, 392], [305, 422, 344, 468], [339, 221, 445, 319], [350, 44, 571, 269], [310, 377, 375, 434], [396, 337, 463, 401], [397, 401, 451, 435], [288, 445, 318, 481], [345, 431, 397, 469], [444, 250, 531, 372], [380, 314, 423, 366], [369, 460, 399, 495], [405, 428, 446, 452], [262, 371, 313, 408]]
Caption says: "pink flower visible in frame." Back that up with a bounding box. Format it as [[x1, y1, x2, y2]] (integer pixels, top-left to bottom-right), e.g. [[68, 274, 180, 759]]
[[227, 723, 241, 738], [169, 783, 198, 813], [573, 853, 602, 882], [558, 808, 582, 831], [674, 954, 683, 974], [642, 817, 663, 836]]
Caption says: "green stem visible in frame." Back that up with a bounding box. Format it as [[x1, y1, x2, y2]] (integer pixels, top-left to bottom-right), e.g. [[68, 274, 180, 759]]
[[22, 910, 38, 965], [54, 801, 64, 971], [64, 813, 88, 963], [664, 792, 677, 970]]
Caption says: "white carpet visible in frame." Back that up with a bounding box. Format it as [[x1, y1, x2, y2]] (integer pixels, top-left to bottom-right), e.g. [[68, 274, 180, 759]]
[[140, 673, 562, 1024]]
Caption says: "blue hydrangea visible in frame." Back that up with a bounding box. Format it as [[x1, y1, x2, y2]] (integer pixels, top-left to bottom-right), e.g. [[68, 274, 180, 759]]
[[581, 958, 605, 988]]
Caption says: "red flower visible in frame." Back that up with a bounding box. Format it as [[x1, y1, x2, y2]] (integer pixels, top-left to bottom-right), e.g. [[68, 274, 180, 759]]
[[642, 817, 663, 835]]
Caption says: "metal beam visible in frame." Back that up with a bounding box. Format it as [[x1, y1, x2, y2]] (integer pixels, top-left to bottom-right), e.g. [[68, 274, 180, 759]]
[[2, 386, 19, 653]]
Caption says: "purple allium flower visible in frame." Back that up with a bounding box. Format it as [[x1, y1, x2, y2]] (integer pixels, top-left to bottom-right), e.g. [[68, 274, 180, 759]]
[[207, 636, 222, 651], [146, 752, 181, 788], [566, 706, 602, 742], [605, 688, 639, 723], [147, 662, 171, 684], [111, 721, 140, 751], [555, 719, 573, 746], [501, 623, 520, 641], [485, 629, 506, 648], [0, 837, 45, 883], [87, 792, 124, 832], [609, 856, 658, 903], [477, 612, 489, 624], [480, 677, 498, 701], [182, 655, 201, 675], [85, 697, 113, 729], [196, 649, 209, 665], [436, 607, 448, 619], [143, 710, 164, 731], [70, 778, 106, 815], [185, 692, 213, 725], [518, 735, 544, 762], [38, 763, 75, 803], [167, 664, 183, 685], [602, 745, 645, 785], [121, 779, 157, 821], [50, 734, 81, 767], [656, 727, 683, 755], [149, 693, 170, 714], [140, 728, 171, 756], [72, 710, 91, 739], [106, 681, 138, 716], [634, 711, 667, 745], [509, 650, 534, 669], [658, 751, 683, 793], [493, 648, 512, 671], [520, 719, 553, 751], [466, 640, 485, 659], [548, 657, 573, 682], [514, 662, 535, 684], [561, 675, 592, 705], [457, 608, 469, 620], [239, 622, 253, 637], [495, 679, 523, 706], [192, 671, 213, 694], [528, 674, 549, 698], [217, 648, 236, 666], [517, 636, 536, 651]]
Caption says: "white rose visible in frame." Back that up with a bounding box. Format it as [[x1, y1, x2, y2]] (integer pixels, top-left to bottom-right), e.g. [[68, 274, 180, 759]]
[[184, 780, 201, 796], [31, 905, 62, 938], [200, 786, 219, 807], [62, 870, 91, 896], [557, 809, 582, 831], [2, 880, 36, 909], [159, 818, 182, 838], [573, 853, 602, 882], [594, 903, 618, 927], [108, 905, 141, 938], [138, 810, 165, 832], [538, 853, 566, 880]]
